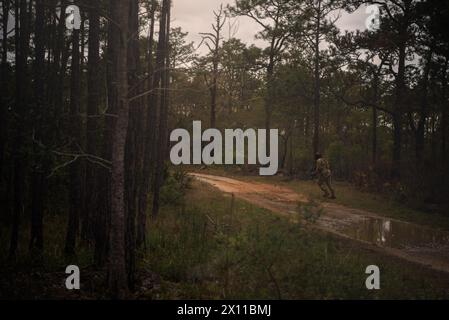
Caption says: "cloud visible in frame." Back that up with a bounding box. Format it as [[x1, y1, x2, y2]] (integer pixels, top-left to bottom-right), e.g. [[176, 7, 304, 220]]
[[171, 1, 369, 54], [336, 6, 370, 33], [172, 0, 264, 54]]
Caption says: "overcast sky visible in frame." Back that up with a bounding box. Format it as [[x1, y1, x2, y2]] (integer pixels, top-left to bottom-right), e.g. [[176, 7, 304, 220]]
[[171, 0, 369, 54]]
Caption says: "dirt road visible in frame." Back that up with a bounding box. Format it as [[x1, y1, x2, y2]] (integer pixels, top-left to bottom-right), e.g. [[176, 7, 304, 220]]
[[191, 173, 449, 274]]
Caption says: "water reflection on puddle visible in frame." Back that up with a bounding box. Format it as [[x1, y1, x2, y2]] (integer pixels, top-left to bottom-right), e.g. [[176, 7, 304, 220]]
[[339, 217, 449, 249]]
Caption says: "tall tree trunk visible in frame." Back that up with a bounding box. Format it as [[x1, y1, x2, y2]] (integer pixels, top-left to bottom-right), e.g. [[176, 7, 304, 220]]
[[372, 71, 380, 165], [372, 106, 378, 165], [312, 0, 322, 156], [65, 18, 82, 257], [9, 0, 30, 258], [415, 50, 432, 168], [441, 57, 449, 189], [51, 0, 67, 137], [0, 0, 10, 179], [125, 0, 143, 289], [305, 105, 310, 147], [265, 53, 274, 142], [137, 1, 156, 248], [108, 0, 130, 298], [392, 39, 406, 179], [29, 0, 47, 256], [95, 2, 119, 268], [209, 9, 224, 129], [441, 57, 448, 165], [151, 0, 171, 219], [10, 0, 31, 259], [202, 6, 225, 128], [163, 4, 171, 154], [84, 2, 100, 241], [210, 58, 218, 129], [78, 8, 87, 245]]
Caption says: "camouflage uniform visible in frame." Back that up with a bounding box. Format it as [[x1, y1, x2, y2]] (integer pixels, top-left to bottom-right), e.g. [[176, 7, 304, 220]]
[[315, 158, 336, 199]]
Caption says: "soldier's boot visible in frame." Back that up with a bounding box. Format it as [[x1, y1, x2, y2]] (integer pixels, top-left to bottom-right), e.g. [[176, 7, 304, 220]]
[[326, 178, 336, 199], [319, 183, 329, 198], [328, 186, 336, 199]]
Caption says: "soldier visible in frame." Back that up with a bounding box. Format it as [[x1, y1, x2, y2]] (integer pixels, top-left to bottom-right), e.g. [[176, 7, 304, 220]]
[[313, 153, 336, 199]]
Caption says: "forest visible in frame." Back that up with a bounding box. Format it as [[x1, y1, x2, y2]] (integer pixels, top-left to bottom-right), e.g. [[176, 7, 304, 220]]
[[1, 0, 449, 300]]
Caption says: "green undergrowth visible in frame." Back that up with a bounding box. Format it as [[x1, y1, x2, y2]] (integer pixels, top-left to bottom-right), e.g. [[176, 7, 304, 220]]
[[144, 181, 449, 299], [2, 174, 449, 299]]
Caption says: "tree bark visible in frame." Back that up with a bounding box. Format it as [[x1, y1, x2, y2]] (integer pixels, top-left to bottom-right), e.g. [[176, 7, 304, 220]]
[[10, 0, 31, 259], [391, 41, 406, 179], [313, 0, 322, 157], [125, 0, 144, 289], [265, 54, 274, 141], [137, 1, 157, 248], [208, 8, 225, 128], [0, 0, 10, 179], [84, 2, 101, 241], [414, 50, 433, 168], [372, 71, 380, 165], [442, 58, 449, 165], [29, 0, 47, 255], [51, 0, 68, 137], [108, 0, 130, 298], [95, 0, 119, 268], [65, 19, 82, 257], [152, 0, 171, 219]]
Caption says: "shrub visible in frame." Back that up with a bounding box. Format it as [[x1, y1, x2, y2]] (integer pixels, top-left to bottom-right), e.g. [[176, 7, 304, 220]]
[[160, 168, 192, 206]]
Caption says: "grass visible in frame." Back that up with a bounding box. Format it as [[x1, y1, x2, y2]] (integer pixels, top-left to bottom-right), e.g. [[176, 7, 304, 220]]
[[0, 214, 97, 299], [286, 180, 449, 231], [143, 180, 449, 299], [2, 173, 449, 299]]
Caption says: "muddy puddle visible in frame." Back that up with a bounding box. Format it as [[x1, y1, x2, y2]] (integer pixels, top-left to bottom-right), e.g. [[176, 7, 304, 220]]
[[331, 214, 449, 250]]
